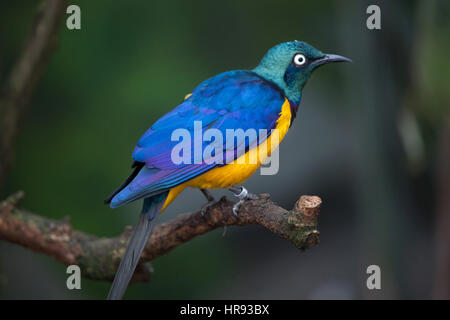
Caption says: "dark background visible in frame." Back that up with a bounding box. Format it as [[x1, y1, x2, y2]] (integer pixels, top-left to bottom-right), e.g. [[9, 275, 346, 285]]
[[1, 0, 449, 299]]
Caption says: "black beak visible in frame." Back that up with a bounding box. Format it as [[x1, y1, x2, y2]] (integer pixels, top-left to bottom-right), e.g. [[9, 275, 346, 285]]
[[312, 54, 352, 68]]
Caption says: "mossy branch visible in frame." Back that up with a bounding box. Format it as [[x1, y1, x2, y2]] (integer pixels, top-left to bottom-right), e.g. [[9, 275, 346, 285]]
[[0, 191, 321, 282]]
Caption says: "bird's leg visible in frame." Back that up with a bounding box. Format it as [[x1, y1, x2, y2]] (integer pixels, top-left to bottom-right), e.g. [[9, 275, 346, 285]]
[[200, 188, 217, 216], [228, 185, 258, 216]]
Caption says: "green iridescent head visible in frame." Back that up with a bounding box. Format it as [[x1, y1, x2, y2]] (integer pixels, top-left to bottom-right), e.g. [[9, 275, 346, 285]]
[[253, 40, 351, 103]]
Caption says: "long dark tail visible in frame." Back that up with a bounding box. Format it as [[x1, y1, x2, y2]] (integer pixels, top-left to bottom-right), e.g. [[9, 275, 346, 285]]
[[107, 192, 168, 300], [104, 161, 144, 205]]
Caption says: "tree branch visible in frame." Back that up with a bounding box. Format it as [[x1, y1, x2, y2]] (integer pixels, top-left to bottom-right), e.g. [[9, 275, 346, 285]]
[[0, 191, 321, 282], [0, 0, 66, 187]]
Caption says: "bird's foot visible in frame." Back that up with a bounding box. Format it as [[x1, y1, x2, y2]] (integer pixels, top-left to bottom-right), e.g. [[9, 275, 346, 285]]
[[229, 186, 258, 216], [200, 199, 218, 216], [200, 189, 217, 217]]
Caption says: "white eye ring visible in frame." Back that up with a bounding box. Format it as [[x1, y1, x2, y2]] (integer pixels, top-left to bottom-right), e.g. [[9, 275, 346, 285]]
[[293, 53, 307, 66]]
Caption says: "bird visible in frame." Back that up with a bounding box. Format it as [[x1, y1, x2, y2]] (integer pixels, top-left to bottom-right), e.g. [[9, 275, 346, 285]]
[[104, 40, 351, 299]]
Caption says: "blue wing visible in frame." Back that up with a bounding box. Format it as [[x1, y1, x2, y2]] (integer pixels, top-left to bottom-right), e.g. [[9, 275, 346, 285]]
[[110, 70, 285, 208]]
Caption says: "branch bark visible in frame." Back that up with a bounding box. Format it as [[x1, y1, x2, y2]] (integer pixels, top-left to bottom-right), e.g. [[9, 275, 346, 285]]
[[0, 191, 321, 282], [0, 0, 66, 187]]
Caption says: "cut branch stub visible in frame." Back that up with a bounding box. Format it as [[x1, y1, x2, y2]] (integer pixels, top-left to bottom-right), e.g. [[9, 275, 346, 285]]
[[286, 195, 321, 250]]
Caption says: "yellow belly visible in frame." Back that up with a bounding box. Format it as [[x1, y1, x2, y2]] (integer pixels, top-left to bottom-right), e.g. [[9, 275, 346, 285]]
[[161, 98, 292, 211]]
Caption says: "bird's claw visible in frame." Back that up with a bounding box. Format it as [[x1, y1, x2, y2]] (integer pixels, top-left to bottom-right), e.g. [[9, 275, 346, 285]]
[[232, 201, 243, 216], [200, 189, 217, 217], [230, 186, 258, 216], [200, 200, 217, 217]]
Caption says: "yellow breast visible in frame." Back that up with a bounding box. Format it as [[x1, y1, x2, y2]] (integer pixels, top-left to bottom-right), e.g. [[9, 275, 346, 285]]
[[161, 98, 293, 211]]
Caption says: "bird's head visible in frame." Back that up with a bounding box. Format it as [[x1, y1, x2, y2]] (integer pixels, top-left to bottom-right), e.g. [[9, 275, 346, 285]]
[[253, 40, 351, 104]]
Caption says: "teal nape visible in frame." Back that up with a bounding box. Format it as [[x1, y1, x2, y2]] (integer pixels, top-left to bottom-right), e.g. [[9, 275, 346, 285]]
[[104, 40, 351, 299]]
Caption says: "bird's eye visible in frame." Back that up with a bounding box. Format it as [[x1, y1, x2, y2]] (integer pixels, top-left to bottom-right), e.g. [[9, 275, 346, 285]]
[[293, 53, 307, 66]]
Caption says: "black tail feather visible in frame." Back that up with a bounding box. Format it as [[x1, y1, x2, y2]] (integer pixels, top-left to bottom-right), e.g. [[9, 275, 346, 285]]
[[104, 161, 144, 204]]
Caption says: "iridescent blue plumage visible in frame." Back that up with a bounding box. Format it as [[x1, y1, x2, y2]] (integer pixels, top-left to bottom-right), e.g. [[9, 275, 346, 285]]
[[111, 70, 286, 208]]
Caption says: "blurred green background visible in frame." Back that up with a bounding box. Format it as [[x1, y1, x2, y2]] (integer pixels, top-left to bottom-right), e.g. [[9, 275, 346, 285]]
[[1, 0, 449, 299]]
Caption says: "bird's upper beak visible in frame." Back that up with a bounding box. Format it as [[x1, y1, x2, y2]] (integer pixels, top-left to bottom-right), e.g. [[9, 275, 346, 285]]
[[312, 54, 352, 68]]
